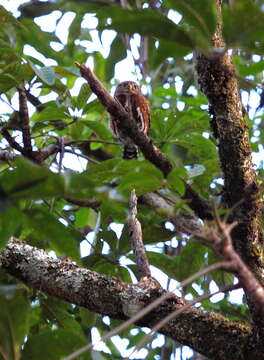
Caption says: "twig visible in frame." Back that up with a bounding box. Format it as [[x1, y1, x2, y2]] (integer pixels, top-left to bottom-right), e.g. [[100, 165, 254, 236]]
[[18, 86, 32, 154], [1, 129, 25, 154], [75, 62, 173, 177], [65, 198, 101, 209], [128, 190, 151, 279], [25, 90, 45, 112], [58, 137, 65, 173]]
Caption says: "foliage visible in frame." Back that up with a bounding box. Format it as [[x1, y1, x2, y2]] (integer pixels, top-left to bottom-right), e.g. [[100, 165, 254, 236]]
[[0, 0, 263, 359]]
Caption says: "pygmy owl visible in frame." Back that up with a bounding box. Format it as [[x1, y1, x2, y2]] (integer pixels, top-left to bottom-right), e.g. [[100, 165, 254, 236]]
[[110, 81, 150, 159]]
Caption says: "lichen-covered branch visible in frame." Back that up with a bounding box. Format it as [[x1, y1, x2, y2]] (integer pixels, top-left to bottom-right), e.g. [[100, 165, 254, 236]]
[[195, 1, 263, 276], [0, 238, 255, 360], [195, 0, 264, 339]]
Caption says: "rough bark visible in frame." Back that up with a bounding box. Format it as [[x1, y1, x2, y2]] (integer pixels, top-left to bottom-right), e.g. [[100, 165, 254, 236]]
[[0, 238, 258, 360], [195, 0, 264, 341]]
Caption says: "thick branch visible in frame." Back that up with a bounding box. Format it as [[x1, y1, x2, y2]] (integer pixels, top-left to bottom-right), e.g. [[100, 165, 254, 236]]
[[195, 2, 264, 336], [195, 4, 263, 278], [0, 238, 255, 360]]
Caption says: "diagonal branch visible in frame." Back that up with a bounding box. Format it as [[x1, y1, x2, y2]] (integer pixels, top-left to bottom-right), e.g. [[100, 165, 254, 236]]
[[0, 238, 253, 360], [1, 129, 25, 154]]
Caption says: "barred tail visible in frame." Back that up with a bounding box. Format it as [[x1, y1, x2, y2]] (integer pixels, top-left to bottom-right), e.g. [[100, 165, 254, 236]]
[[123, 145, 138, 160]]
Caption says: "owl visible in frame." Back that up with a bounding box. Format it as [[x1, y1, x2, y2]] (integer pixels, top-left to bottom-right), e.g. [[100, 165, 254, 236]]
[[110, 81, 150, 159]]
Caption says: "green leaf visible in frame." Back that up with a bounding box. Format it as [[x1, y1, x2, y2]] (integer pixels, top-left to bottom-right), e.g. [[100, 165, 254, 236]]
[[94, 51, 106, 83], [40, 296, 83, 331], [23, 208, 81, 260], [0, 289, 31, 360], [0, 5, 23, 28], [0, 207, 22, 248], [0, 158, 65, 200], [223, 0, 264, 52], [76, 83, 91, 110], [176, 133, 217, 160], [146, 251, 179, 279], [82, 119, 112, 140], [98, 7, 194, 49], [21, 328, 87, 360], [166, 0, 217, 38], [117, 161, 163, 196], [167, 167, 187, 196], [176, 240, 206, 282], [0, 73, 18, 93], [87, 158, 122, 183], [83, 99, 104, 114], [186, 164, 206, 178], [29, 61, 56, 85], [31, 102, 71, 122], [105, 35, 127, 81]]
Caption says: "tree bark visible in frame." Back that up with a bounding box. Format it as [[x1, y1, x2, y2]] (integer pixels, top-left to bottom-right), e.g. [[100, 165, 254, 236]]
[[195, 0, 264, 344], [1, 238, 260, 360]]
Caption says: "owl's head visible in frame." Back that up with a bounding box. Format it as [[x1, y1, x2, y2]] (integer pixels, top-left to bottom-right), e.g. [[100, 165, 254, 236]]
[[115, 81, 141, 95]]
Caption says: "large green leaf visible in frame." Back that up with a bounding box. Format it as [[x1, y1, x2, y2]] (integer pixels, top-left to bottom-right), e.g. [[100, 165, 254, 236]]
[[166, 0, 217, 38], [223, 0, 264, 53], [117, 161, 163, 196], [82, 119, 112, 140], [21, 328, 88, 360], [76, 83, 92, 110], [105, 34, 127, 81], [0, 207, 22, 248], [0, 289, 31, 360], [98, 7, 194, 49], [0, 158, 65, 200], [145, 251, 179, 279], [23, 208, 81, 260], [29, 62, 56, 86]]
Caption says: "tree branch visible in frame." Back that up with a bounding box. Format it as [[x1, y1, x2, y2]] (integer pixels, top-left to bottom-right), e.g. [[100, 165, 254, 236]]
[[195, 2, 263, 277], [195, 0, 264, 338], [0, 238, 254, 360], [0, 149, 17, 162], [1, 129, 25, 154], [18, 86, 32, 154], [128, 190, 151, 279]]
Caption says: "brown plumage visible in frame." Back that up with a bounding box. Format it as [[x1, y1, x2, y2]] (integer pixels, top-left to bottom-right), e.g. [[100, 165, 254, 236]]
[[109, 81, 150, 159]]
